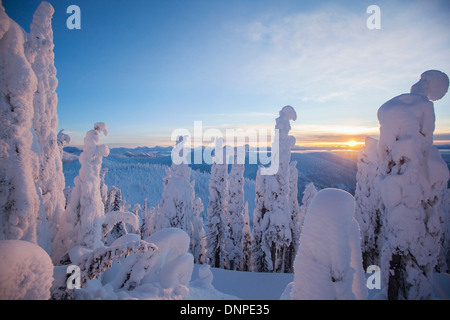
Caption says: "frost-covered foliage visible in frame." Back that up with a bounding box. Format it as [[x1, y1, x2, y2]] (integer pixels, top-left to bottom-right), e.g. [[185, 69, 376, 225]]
[[240, 202, 253, 271], [99, 167, 108, 206], [71, 228, 195, 300], [288, 160, 300, 269], [103, 185, 128, 244], [206, 138, 231, 269], [64, 123, 110, 251], [0, 240, 54, 299], [252, 106, 299, 273], [143, 136, 206, 263], [289, 188, 367, 300], [298, 182, 317, 230], [26, 1, 67, 262], [376, 70, 449, 300], [102, 211, 139, 242], [57, 129, 70, 157], [0, 3, 40, 245], [154, 137, 195, 231], [354, 136, 382, 269], [140, 203, 157, 239], [437, 188, 450, 273], [227, 146, 246, 270], [192, 197, 207, 264]]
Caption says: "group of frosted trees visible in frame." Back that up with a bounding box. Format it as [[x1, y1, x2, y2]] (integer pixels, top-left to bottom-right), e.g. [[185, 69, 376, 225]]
[[1, 0, 449, 300], [138, 105, 313, 275], [0, 1, 67, 261], [0, 2, 176, 300]]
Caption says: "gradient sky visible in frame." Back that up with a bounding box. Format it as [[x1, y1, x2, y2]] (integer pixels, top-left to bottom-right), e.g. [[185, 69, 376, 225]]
[[3, 0, 450, 147]]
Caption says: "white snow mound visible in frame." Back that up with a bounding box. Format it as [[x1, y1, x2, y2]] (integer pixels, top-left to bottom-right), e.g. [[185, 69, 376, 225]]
[[0, 240, 54, 300], [290, 188, 367, 300]]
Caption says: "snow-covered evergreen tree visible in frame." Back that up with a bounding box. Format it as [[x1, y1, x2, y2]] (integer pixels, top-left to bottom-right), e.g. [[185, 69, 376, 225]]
[[192, 197, 207, 264], [437, 188, 450, 273], [148, 136, 206, 263], [57, 129, 70, 157], [251, 105, 298, 273], [354, 136, 382, 269], [99, 167, 108, 206], [206, 138, 231, 269], [298, 182, 317, 229], [26, 1, 67, 261], [239, 202, 253, 271], [105, 185, 122, 213], [376, 70, 449, 300], [287, 161, 300, 272], [0, 3, 40, 245], [290, 188, 367, 300], [251, 166, 269, 272], [64, 123, 110, 251], [227, 146, 246, 270], [155, 137, 192, 230], [104, 185, 127, 245]]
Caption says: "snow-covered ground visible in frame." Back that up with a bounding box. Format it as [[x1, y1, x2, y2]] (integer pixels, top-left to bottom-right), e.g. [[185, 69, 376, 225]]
[[193, 265, 450, 300]]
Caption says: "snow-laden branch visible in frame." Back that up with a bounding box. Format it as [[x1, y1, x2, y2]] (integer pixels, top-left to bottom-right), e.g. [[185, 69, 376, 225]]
[[76, 240, 157, 286], [102, 211, 140, 237]]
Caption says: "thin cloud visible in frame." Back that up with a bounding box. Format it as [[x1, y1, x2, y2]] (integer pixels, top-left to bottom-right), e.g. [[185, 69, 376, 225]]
[[232, 1, 450, 103]]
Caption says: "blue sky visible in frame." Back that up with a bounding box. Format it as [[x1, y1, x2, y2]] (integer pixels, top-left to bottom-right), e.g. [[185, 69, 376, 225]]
[[3, 0, 450, 147]]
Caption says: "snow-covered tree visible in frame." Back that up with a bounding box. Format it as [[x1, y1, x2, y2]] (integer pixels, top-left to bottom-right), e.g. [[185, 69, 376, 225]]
[[140, 203, 157, 239], [376, 70, 449, 300], [206, 138, 231, 269], [437, 188, 450, 273], [0, 4, 40, 245], [290, 188, 367, 300], [148, 136, 206, 263], [104, 185, 127, 245], [239, 202, 253, 271], [64, 123, 110, 251], [354, 136, 382, 269], [57, 129, 70, 157], [227, 146, 246, 270], [251, 166, 269, 272], [26, 1, 67, 260], [251, 105, 298, 273], [99, 167, 108, 206], [287, 161, 300, 272], [298, 182, 317, 230], [192, 197, 207, 264], [105, 185, 123, 213]]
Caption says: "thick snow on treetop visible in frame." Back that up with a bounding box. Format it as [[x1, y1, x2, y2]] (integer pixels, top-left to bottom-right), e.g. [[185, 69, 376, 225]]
[[290, 188, 367, 300], [410, 70, 449, 101]]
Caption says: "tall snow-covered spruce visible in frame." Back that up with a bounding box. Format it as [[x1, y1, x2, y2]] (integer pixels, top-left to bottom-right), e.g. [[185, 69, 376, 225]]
[[206, 138, 231, 269], [354, 136, 382, 269], [0, 2, 40, 245], [144, 136, 206, 263], [251, 105, 299, 273], [26, 1, 68, 262], [298, 182, 317, 230], [376, 70, 449, 300], [65, 123, 110, 251], [227, 146, 247, 270]]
